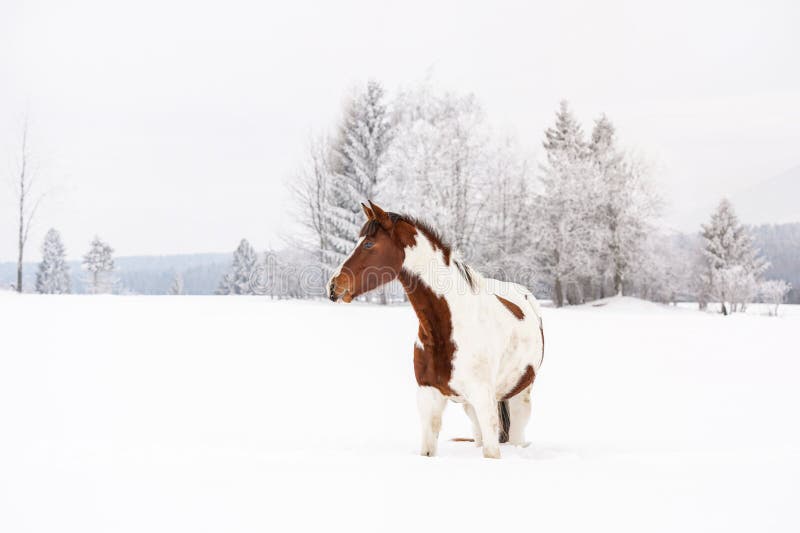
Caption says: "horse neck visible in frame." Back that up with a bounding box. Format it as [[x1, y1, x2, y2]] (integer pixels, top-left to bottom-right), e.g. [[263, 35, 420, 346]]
[[397, 231, 476, 333]]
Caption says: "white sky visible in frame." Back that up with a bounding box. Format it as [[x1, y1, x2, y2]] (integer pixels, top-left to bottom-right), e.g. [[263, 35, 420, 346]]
[[1, 0, 799, 261]]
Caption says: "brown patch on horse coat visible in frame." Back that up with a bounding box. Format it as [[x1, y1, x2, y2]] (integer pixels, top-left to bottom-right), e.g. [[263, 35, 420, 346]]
[[540, 324, 545, 365], [495, 295, 525, 320], [400, 268, 458, 397], [501, 365, 535, 400]]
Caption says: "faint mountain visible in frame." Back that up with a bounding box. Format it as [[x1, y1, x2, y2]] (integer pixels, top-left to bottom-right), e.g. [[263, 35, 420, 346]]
[[751, 222, 800, 303], [731, 165, 800, 225], [0, 253, 231, 295]]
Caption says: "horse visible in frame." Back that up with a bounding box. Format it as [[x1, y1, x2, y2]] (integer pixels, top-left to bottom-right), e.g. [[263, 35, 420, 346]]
[[328, 201, 544, 459]]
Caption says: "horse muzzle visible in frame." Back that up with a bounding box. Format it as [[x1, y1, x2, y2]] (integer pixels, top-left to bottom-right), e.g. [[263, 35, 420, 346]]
[[328, 276, 354, 303]]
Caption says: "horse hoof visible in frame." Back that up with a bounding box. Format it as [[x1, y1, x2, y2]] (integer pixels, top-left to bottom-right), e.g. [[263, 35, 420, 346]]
[[483, 447, 501, 459]]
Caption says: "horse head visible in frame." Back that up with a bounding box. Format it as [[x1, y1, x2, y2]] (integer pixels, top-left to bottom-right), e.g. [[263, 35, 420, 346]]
[[328, 201, 414, 303]]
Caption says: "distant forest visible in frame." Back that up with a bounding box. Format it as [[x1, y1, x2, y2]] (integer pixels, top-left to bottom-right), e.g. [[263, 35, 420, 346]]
[[751, 223, 800, 303], [1, 223, 798, 302], [0, 253, 229, 295]]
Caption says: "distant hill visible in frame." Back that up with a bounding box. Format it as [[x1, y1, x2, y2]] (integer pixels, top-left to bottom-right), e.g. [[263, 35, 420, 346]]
[[732, 165, 800, 225], [751, 222, 800, 303], [3, 223, 797, 302], [0, 253, 231, 295]]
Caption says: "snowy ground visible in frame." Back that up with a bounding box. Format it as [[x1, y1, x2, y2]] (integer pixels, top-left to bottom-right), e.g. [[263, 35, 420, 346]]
[[1, 293, 798, 532]]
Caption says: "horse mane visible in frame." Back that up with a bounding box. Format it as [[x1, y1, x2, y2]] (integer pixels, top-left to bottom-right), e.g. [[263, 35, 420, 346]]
[[359, 212, 477, 291]]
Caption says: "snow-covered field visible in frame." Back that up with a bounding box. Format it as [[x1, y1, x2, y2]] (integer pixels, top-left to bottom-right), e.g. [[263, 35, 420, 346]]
[[1, 293, 798, 532]]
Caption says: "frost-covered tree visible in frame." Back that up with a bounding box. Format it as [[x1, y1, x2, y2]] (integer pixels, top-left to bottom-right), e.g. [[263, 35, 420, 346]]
[[629, 231, 696, 304], [472, 138, 535, 286], [288, 135, 343, 300], [385, 83, 491, 256], [759, 280, 790, 316], [589, 115, 660, 296], [261, 248, 315, 299], [700, 199, 768, 314], [11, 119, 47, 293], [169, 272, 184, 295], [82, 236, 115, 294], [217, 239, 259, 295], [35, 228, 71, 294], [324, 80, 393, 267], [532, 101, 599, 307]]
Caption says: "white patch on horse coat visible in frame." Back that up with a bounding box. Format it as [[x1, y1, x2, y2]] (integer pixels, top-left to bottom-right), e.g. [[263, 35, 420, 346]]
[[402, 231, 544, 456]]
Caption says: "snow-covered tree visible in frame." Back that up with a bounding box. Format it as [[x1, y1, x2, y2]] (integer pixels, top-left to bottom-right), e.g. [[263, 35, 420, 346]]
[[82, 236, 115, 294], [324, 80, 393, 267], [385, 83, 492, 257], [700, 199, 768, 314], [12, 118, 47, 293], [35, 228, 71, 294], [472, 138, 535, 287], [217, 239, 259, 295], [169, 272, 184, 295], [629, 231, 696, 304], [759, 280, 791, 316], [532, 101, 599, 307], [260, 248, 314, 299], [289, 135, 338, 294], [589, 115, 660, 296]]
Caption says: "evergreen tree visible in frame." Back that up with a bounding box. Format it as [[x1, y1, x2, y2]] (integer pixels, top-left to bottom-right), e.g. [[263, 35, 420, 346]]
[[324, 80, 393, 268], [35, 228, 71, 294], [543, 100, 588, 158], [533, 100, 599, 307], [217, 239, 259, 295], [700, 199, 768, 314], [82, 236, 115, 294], [589, 115, 659, 296]]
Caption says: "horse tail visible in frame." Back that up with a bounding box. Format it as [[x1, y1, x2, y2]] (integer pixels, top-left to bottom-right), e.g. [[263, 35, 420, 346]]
[[498, 400, 511, 443]]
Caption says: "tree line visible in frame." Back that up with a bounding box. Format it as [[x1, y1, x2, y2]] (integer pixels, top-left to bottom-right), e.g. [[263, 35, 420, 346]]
[[6, 83, 793, 313], [280, 79, 791, 313], [289, 81, 666, 305]]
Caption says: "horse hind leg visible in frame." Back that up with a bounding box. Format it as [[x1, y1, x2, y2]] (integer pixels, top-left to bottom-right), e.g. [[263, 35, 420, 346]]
[[417, 386, 447, 457], [462, 403, 483, 447], [506, 386, 532, 446]]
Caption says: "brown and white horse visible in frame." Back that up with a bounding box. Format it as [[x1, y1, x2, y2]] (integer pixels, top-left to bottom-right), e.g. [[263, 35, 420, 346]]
[[328, 201, 544, 459]]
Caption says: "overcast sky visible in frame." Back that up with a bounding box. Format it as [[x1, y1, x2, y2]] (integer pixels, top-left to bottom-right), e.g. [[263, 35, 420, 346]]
[[1, 0, 798, 261]]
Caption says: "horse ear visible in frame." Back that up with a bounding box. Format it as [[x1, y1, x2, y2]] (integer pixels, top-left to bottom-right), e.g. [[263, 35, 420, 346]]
[[361, 202, 375, 220], [368, 200, 392, 230]]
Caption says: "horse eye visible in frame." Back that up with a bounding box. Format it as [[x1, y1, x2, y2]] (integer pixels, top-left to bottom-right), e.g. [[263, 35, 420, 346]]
[[363, 241, 374, 249]]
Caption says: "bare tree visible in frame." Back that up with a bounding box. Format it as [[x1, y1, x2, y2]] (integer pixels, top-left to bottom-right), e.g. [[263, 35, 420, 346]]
[[11, 118, 46, 293]]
